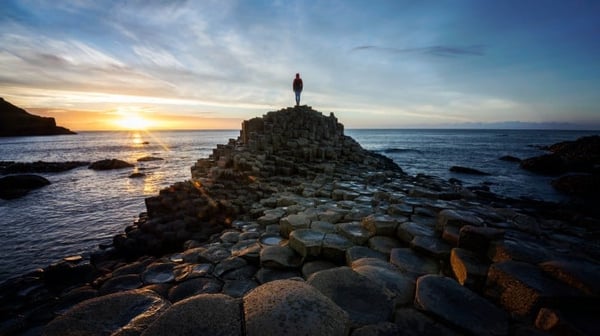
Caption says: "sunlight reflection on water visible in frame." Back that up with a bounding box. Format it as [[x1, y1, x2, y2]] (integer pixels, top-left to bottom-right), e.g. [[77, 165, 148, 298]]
[[0, 130, 237, 282]]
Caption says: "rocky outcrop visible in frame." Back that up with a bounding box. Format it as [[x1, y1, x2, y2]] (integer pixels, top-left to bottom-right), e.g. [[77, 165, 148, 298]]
[[0, 174, 50, 199], [0, 161, 89, 174], [449, 165, 491, 175], [0, 97, 75, 137], [521, 135, 600, 197], [1, 106, 599, 335], [551, 173, 600, 197], [89, 159, 134, 170]]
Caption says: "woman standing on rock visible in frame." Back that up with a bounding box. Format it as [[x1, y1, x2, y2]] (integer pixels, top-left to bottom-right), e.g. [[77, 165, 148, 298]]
[[293, 73, 303, 106]]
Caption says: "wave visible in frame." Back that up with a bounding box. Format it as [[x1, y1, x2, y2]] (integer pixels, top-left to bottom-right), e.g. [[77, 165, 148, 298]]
[[376, 148, 423, 154]]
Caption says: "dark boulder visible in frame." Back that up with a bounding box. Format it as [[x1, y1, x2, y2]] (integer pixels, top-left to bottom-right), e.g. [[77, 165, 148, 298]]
[[521, 136, 600, 175], [551, 174, 600, 197], [137, 156, 164, 162], [548, 135, 600, 171], [499, 155, 521, 162], [129, 172, 146, 178], [0, 174, 50, 199], [89, 159, 134, 170], [520, 154, 567, 175], [0, 161, 89, 174], [449, 166, 490, 176]]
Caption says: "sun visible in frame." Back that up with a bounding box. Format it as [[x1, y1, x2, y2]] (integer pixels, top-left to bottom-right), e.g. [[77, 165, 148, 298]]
[[117, 115, 150, 130], [114, 107, 153, 130]]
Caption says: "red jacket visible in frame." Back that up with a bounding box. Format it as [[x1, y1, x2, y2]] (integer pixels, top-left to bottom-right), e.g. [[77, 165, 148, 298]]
[[293, 78, 303, 91]]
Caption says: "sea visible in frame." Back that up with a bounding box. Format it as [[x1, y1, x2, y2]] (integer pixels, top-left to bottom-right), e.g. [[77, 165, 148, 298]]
[[0, 129, 597, 282]]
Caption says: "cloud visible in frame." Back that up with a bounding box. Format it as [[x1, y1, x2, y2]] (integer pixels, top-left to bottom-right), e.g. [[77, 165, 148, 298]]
[[351, 45, 485, 57]]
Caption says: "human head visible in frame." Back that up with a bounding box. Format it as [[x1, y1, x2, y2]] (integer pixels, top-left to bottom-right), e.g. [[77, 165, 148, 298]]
[[296, 73, 300, 78]]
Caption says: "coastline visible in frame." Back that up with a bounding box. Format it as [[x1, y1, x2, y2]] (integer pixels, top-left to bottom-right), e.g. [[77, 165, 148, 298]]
[[1, 106, 598, 335]]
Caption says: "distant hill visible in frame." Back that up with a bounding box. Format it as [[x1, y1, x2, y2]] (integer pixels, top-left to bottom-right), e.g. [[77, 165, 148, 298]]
[[0, 98, 75, 137]]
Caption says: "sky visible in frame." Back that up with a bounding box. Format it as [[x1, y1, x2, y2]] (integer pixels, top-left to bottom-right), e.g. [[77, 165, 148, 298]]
[[1, 0, 599, 130]]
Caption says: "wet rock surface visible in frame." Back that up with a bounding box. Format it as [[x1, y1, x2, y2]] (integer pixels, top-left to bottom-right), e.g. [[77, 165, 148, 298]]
[[1, 106, 598, 335]]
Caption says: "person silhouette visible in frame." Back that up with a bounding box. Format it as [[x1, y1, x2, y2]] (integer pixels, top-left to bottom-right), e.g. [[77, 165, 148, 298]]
[[293, 73, 303, 106]]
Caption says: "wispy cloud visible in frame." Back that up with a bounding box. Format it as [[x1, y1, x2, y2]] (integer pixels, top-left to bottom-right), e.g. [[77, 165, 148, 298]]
[[0, 1, 598, 129], [351, 45, 486, 57]]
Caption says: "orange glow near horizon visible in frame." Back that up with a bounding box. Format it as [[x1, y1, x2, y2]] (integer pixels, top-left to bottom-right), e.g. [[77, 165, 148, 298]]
[[26, 105, 243, 131]]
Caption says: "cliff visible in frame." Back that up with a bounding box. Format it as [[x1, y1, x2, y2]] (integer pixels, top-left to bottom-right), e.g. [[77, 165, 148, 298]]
[[0, 98, 75, 137]]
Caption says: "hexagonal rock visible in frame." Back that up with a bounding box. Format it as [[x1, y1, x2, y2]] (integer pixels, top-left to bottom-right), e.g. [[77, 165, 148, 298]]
[[142, 293, 242, 336], [393, 307, 460, 336], [361, 214, 401, 236], [352, 263, 415, 306], [485, 261, 586, 319], [310, 220, 336, 233], [289, 229, 325, 258], [44, 289, 170, 336], [255, 267, 302, 284], [351, 257, 399, 272], [98, 274, 142, 295], [322, 233, 355, 263], [410, 236, 452, 259], [436, 209, 482, 233], [387, 203, 414, 216], [214, 257, 248, 277], [260, 245, 302, 269], [318, 208, 347, 224], [243, 279, 350, 336], [222, 279, 259, 298], [450, 248, 489, 290], [458, 225, 504, 254], [345, 246, 387, 265], [182, 247, 207, 263], [279, 214, 311, 238], [142, 262, 175, 284], [389, 248, 439, 277], [539, 258, 600, 296], [396, 221, 435, 244], [167, 277, 222, 302], [415, 275, 509, 336], [301, 260, 337, 279], [257, 212, 283, 227], [368, 236, 402, 255], [307, 266, 394, 328], [199, 245, 232, 263], [488, 238, 554, 264], [337, 222, 372, 245], [332, 189, 359, 201]]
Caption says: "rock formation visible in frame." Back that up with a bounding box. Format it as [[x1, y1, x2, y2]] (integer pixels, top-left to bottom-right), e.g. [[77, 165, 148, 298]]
[[1, 106, 598, 335], [0, 174, 51, 199], [521, 135, 600, 197], [89, 159, 135, 170], [0, 98, 75, 137]]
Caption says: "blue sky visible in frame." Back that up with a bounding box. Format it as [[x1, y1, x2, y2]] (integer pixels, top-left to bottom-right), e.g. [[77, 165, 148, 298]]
[[1, 0, 599, 129]]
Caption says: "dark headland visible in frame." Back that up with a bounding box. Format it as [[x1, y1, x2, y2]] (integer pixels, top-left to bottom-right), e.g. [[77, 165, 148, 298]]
[[1, 106, 598, 335], [0, 98, 75, 137]]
